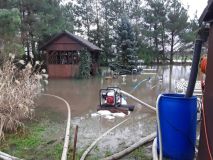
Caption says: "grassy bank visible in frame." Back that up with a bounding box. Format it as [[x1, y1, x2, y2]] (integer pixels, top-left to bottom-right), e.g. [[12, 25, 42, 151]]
[[0, 120, 152, 160], [0, 119, 65, 160], [0, 105, 152, 160]]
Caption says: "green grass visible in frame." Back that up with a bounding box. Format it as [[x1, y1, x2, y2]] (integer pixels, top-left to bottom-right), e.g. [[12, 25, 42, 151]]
[[104, 150, 112, 157], [0, 120, 65, 160], [0, 125, 152, 160], [0, 124, 43, 156], [44, 143, 63, 160]]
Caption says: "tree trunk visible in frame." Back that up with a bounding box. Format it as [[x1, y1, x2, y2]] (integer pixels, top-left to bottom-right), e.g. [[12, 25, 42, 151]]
[[161, 22, 165, 61], [169, 65, 173, 92], [154, 24, 158, 51], [95, 0, 101, 47], [30, 34, 36, 60], [86, 19, 90, 39], [154, 24, 159, 63], [161, 35, 165, 54], [19, 0, 28, 58], [170, 31, 174, 64]]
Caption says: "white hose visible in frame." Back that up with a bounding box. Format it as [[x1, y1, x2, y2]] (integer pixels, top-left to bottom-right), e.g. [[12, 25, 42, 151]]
[[0, 151, 22, 160], [1, 93, 71, 160], [152, 138, 158, 160], [156, 94, 163, 160], [0, 93, 71, 160], [119, 89, 162, 160], [120, 90, 156, 111], [80, 118, 129, 160], [42, 94, 71, 160]]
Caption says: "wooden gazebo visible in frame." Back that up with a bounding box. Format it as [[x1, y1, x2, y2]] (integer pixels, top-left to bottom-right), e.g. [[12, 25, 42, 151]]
[[40, 31, 101, 78]]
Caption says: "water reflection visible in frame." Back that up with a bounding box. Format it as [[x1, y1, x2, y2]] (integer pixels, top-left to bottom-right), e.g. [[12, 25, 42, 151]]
[[36, 65, 192, 156]]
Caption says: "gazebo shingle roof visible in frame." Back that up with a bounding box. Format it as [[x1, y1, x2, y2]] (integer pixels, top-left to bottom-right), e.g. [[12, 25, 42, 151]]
[[40, 30, 102, 51]]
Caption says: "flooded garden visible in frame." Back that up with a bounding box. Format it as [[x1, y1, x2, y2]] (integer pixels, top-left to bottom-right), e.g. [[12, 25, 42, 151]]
[[1, 0, 211, 159], [0, 65, 193, 159]]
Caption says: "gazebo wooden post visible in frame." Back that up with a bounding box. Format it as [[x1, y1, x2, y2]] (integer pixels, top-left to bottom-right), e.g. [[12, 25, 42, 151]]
[[197, 1, 213, 159], [46, 51, 49, 66], [198, 23, 213, 160]]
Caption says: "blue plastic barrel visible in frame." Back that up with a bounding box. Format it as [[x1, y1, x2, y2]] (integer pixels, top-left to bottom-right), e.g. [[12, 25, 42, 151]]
[[157, 94, 197, 160]]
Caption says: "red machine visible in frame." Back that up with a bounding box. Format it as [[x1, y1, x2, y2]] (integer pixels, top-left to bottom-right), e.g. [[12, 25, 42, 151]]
[[97, 87, 135, 115]]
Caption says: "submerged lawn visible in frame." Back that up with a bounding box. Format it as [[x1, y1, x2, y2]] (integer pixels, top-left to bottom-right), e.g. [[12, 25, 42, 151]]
[[0, 118, 152, 160], [0, 102, 152, 160], [0, 121, 64, 160], [0, 107, 67, 160], [124, 147, 152, 160]]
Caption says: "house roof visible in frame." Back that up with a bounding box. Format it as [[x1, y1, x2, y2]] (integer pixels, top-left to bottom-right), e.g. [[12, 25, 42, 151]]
[[39, 30, 102, 51], [199, 0, 213, 23]]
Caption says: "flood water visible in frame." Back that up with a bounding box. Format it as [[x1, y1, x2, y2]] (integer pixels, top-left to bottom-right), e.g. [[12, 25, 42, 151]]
[[36, 65, 192, 158]]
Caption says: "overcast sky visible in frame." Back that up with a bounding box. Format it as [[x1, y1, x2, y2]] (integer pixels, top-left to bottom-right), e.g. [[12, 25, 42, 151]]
[[181, 0, 208, 18]]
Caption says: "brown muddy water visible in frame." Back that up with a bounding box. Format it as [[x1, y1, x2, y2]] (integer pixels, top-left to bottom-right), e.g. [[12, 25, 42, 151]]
[[36, 65, 192, 158]]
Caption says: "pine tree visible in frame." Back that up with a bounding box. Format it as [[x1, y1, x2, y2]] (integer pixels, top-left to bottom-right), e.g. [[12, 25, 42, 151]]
[[178, 14, 199, 62], [0, 8, 22, 62], [18, 0, 72, 60], [61, 2, 75, 32], [79, 49, 91, 79], [98, 0, 116, 65], [0, 8, 20, 40], [116, 15, 137, 70], [166, 0, 189, 63], [73, 0, 95, 38], [129, 0, 143, 47], [142, 0, 169, 62]]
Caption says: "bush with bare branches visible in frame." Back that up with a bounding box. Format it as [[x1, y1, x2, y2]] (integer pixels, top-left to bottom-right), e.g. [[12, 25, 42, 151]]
[[0, 56, 47, 140]]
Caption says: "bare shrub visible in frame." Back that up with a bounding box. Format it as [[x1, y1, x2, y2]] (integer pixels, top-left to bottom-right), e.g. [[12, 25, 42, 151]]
[[0, 56, 46, 140]]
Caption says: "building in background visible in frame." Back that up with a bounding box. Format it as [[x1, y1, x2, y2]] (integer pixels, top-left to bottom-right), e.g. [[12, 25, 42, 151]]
[[40, 31, 101, 78]]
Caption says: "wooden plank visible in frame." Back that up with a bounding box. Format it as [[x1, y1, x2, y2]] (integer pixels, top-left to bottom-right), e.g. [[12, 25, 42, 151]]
[[48, 64, 79, 78], [198, 24, 213, 160]]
